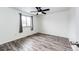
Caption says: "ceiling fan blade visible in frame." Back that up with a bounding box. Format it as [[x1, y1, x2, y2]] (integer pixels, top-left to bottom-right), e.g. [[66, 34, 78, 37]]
[[36, 7, 39, 9], [36, 7, 40, 10], [42, 11, 46, 14], [36, 7, 42, 12], [43, 9, 50, 11]]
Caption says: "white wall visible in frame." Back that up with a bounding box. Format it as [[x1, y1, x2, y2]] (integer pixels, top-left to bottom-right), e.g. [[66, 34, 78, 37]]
[[0, 8, 38, 45], [69, 7, 79, 42], [37, 10, 70, 38]]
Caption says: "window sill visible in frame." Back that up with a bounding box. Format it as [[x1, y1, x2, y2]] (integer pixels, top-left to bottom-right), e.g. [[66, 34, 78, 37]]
[[23, 26, 31, 28]]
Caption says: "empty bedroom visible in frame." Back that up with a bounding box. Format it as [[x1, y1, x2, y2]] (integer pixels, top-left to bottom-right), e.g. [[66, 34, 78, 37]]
[[0, 7, 79, 51]]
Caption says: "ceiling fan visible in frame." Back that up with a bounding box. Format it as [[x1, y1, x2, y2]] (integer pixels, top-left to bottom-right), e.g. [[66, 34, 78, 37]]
[[31, 7, 50, 15]]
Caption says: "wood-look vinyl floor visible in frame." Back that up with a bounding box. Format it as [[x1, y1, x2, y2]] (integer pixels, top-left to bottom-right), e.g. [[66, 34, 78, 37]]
[[0, 33, 72, 51]]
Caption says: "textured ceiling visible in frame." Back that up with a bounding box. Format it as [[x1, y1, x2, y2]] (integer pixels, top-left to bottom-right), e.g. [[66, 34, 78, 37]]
[[14, 7, 70, 15]]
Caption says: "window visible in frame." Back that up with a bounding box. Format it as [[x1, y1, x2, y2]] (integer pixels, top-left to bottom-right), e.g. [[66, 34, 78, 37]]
[[22, 15, 32, 27]]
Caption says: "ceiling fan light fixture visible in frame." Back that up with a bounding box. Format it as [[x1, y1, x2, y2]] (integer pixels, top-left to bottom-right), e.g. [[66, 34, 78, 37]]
[[38, 12, 42, 14]]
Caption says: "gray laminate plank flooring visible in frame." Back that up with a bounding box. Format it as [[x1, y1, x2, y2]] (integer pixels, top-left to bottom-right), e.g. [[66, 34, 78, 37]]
[[0, 33, 72, 51]]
